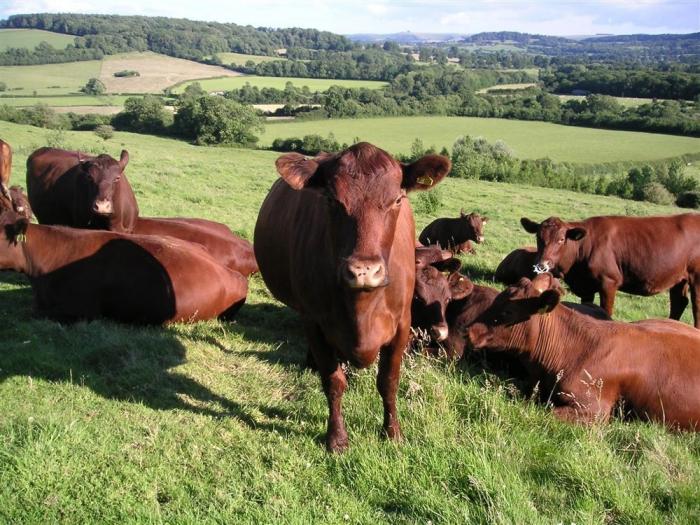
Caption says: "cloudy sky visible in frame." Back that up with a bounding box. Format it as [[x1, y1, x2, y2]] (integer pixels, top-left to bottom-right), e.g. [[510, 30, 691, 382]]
[[1, 0, 698, 36]]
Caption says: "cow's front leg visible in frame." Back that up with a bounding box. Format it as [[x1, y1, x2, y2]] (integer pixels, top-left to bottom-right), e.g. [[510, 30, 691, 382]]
[[599, 276, 619, 318], [304, 321, 348, 453], [376, 322, 409, 441]]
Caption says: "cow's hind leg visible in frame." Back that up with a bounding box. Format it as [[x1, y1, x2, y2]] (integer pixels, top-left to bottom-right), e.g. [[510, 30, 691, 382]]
[[669, 281, 689, 320], [690, 275, 700, 329], [376, 321, 409, 442], [304, 320, 348, 453]]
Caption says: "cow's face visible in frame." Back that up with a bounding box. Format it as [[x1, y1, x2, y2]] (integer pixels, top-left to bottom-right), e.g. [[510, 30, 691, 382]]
[[276, 143, 450, 290], [8, 186, 32, 221], [0, 190, 28, 247], [461, 211, 488, 244], [80, 150, 129, 217], [413, 252, 473, 342], [467, 273, 562, 350], [520, 217, 586, 275]]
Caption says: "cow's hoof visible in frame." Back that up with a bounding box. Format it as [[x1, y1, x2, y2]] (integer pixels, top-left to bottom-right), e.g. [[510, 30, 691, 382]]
[[382, 423, 403, 442], [326, 430, 349, 453]]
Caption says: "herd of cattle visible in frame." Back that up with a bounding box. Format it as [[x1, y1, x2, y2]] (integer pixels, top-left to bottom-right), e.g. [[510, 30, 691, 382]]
[[0, 139, 698, 453]]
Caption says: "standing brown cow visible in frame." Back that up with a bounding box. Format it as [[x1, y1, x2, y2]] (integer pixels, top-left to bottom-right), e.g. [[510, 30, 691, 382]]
[[521, 214, 700, 327], [27, 147, 139, 232], [0, 139, 12, 203], [254, 143, 450, 452]]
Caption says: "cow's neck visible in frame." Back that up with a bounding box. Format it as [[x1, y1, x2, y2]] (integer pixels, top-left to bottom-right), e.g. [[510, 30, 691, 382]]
[[508, 306, 603, 376], [19, 225, 99, 277]]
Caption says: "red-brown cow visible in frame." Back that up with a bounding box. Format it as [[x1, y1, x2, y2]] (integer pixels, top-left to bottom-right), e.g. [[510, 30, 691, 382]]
[[418, 211, 488, 254], [1, 139, 12, 203], [133, 217, 258, 276], [494, 246, 537, 285], [0, 191, 246, 325], [521, 214, 700, 327], [468, 274, 700, 430], [27, 147, 139, 232], [254, 143, 450, 452]]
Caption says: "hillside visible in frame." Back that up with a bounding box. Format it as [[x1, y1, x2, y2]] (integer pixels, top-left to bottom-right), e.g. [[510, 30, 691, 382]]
[[0, 120, 698, 522]]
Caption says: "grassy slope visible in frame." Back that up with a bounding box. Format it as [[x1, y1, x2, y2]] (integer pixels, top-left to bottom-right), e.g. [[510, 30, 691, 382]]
[[261, 116, 700, 163], [0, 95, 135, 107], [0, 60, 102, 96], [216, 52, 286, 65], [0, 121, 698, 523], [0, 29, 75, 51], [172, 76, 388, 94]]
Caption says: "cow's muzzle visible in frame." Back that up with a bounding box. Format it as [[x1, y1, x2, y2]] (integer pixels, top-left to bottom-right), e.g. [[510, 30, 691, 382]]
[[342, 257, 388, 290], [93, 199, 113, 216]]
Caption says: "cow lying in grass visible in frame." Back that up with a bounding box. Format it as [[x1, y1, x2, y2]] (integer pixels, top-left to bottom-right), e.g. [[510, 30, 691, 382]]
[[467, 273, 700, 430], [418, 211, 487, 254], [0, 189, 247, 325]]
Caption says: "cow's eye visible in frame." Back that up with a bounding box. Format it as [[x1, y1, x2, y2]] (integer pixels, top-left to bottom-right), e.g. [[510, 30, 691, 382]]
[[558, 238, 565, 244], [394, 195, 403, 206]]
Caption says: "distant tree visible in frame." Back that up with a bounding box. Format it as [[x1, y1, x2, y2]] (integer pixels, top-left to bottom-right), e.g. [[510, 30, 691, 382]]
[[94, 124, 114, 140], [112, 96, 170, 134], [0, 82, 6, 92], [81, 78, 106, 95], [174, 95, 264, 145]]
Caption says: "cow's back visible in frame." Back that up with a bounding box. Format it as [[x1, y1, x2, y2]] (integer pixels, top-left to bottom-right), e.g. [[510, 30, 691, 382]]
[[27, 148, 84, 225]]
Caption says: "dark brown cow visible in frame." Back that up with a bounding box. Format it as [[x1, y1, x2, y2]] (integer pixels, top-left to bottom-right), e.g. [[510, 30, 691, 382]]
[[521, 214, 700, 327], [468, 274, 700, 430], [412, 248, 472, 343], [418, 211, 488, 254], [495, 246, 537, 284], [0, 139, 12, 203], [0, 192, 247, 324], [133, 217, 258, 276], [254, 142, 450, 452], [27, 147, 139, 232]]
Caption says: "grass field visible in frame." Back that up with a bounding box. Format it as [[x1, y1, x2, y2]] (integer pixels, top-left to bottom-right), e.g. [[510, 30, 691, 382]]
[[172, 76, 388, 94], [477, 83, 538, 93], [0, 60, 102, 96], [216, 52, 285, 65], [556, 95, 680, 108], [0, 95, 134, 108], [0, 120, 698, 523], [261, 116, 700, 163], [0, 29, 75, 51]]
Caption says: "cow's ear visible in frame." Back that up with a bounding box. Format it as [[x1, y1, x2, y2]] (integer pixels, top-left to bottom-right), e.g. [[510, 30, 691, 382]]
[[520, 217, 539, 234], [432, 257, 461, 273], [4, 216, 29, 244], [448, 273, 474, 300], [566, 227, 586, 241], [536, 289, 561, 314], [276, 153, 320, 190], [119, 150, 129, 171], [402, 155, 450, 191], [482, 217, 489, 224]]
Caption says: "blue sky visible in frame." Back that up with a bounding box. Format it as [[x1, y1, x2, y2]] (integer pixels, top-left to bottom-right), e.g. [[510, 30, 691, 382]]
[[1, 0, 698, 35]]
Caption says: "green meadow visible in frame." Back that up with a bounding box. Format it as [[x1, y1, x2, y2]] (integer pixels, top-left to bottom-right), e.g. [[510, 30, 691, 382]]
[[0, 28, 76, 51], [172, 75, 388, 94], [261, 116, 700, 163], [0, 120, 698, 523], [0, 60, 103, 96], [216, 52, 286, 65], [0, 95, 135, 107]]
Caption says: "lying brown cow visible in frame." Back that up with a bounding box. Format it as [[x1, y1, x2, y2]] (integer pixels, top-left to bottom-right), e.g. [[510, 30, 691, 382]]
[[133, 217, 258, 276], [1, 139, 12, 203], [0, 190, 246, 324], [521, 214, 700, 327], [419, 210, 488, 254], [27, 147, 139, 232], [468, 274, 700, 430], [254, 143, 450, 452], [494, 246, 537, 285]]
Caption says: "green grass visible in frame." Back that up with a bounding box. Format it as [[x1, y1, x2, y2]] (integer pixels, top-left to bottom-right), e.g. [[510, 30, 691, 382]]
[[216, 52, 285, 65], [0, 95, 134, 107], [261, 116, 700, 163], [1, 120, 699, 523], [555, 95, 684, 108], [172, 76, 388, 94], [0, 29, 76, 51], [0, 60, 103, 96]]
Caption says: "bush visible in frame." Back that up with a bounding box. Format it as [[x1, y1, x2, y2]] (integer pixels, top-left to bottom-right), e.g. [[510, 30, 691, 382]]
[[413, 187, 443, 215], [94, 124, 114, 140], [113, 70, 140, 77], [641, 182, 675, 205], [81, 78, 106, 95], [0, 82, 6, 92], [676, 191, 700, 209], [112, 96, 171, 134]]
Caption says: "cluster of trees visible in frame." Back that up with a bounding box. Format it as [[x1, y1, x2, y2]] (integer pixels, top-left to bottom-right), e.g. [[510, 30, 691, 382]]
[[0, 41, 102, 66], [2, 14, 353, 61], [223, 82, 323, 105], [540, 64, 700, 100]]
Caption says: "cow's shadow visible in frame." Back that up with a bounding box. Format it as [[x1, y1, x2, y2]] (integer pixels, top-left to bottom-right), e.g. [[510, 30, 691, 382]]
[[0, 273, 303, 435]]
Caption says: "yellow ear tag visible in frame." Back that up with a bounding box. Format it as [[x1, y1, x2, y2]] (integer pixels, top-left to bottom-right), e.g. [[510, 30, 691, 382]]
[[417, 175, 434, 186]]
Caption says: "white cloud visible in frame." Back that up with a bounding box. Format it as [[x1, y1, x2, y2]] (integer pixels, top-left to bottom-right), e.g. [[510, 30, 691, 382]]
[[367, 4, 389, 15]]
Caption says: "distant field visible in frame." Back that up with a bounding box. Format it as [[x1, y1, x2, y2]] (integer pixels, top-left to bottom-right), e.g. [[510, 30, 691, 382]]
[[261, 116, 700, 163], [216, 52, 284, 65], [0, 95, 133, 108], [477, 83, 538, 93], [0, 29, 75, 51], [0, 60, 102, 96], [172, 76, 388, 93], [99, 52, 241, 94], [555, 95, 675, 108]]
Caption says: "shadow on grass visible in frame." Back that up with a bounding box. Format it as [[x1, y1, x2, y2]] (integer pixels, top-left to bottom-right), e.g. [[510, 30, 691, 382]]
[[0, 273, 306, 436]]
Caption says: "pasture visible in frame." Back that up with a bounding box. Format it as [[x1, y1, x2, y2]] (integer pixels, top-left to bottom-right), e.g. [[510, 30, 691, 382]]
[[0, 28, 75, 51], [0, 120, 699, 523], [216, 52, 286, 65], [0, 60, 102, 96], [261, 116, 700, 163], [0, 95, 134, 108], [555, 95, 682, 108], [171, 76, 388, 94]]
